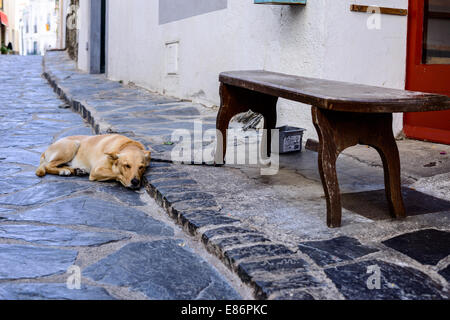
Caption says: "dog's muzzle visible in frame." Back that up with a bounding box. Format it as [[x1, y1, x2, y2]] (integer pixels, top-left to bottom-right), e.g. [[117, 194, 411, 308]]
[[131, 178, 141, 189]]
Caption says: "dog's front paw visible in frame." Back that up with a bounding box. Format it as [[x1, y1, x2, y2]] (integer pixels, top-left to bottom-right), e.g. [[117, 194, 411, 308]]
[[74, 168, 89, 176]]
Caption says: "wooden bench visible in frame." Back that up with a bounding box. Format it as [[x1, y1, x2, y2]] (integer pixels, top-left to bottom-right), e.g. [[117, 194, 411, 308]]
[[215, 70, 450, 228]]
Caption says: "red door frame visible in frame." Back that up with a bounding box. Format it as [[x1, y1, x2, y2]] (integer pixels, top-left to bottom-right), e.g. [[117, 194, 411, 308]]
[[405, 0, 450, 145]]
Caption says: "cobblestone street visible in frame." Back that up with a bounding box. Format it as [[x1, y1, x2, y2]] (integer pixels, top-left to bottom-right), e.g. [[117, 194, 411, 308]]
[[0, 55, 245, 300]]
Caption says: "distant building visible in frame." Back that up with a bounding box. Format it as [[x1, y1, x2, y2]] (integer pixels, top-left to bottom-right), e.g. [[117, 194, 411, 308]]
[[21, 0, 57, 55], [1, 0, 23, 53]]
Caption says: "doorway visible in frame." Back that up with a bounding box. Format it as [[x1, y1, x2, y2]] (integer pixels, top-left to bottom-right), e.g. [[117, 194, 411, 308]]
[[100, 0, 106, 73], [405, 0, 450, 145], [89, 0, 106, 74]]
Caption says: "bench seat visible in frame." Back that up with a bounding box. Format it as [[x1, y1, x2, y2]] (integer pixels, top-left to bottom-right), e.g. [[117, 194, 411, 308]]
[[220, 70, 450, 113]]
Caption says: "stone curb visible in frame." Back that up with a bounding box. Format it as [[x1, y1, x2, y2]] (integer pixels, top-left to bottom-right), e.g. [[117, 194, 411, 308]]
[[41, 53, 330, 300]]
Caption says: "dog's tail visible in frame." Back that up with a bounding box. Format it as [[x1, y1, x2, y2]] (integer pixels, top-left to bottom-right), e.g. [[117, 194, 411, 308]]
[[35, 154, 47, 177]]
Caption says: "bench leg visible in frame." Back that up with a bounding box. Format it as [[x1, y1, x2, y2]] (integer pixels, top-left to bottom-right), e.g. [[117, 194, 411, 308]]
[[215, 83, 278, 164], [312, 107, 406, 228], [369, 129, 407, 220]]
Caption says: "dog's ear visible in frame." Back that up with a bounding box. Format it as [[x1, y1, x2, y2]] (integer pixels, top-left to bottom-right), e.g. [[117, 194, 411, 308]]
[[144, 151, 151, 164], [106, 152, 120, 162]]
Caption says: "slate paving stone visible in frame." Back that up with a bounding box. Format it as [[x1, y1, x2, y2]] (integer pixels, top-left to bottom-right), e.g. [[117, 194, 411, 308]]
[[342, 188, 450, 220], [97, 185, 146, 206], [324, 260, 446, 300], [202, 226, 262, 244], [238, 257, 309, 282], [151, 179, 198, 188], [107, 116, 170, 126], [0, 245, 78, 280], [438, 265, 450, 282], [382, 229, 450, 266], [0, 283, 115, 300], [0, 135, 54, 148], [37, 113, 83, 122], [0, 165, 21, 177], [150, 144, 177, 153], [0, 148, 41, 166], [225, 245, 294, 264], [133, 128, 174, 137], [298, 236, 379, 267], [3, 196, 173, 236], [147, 171, 190, 181], [57, 125, 94, 139], [0, 224, 128, 247], [179, 211, 239, 234], [0, 182, 87, 206], [214, 234, 271, 248], [150, 106, 201, 116], [254, 274, 323, 299], [84, 240, 241, 300], [164, 192, 215, 204], [0, 177, 41, 195]]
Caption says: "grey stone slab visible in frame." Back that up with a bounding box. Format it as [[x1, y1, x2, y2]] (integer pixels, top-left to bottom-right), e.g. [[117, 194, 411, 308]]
[[0, 148, 41, 166], [342, 188, 450, 220], [214, 234, 270, 248], [202, 226, 262, 244], [151, 179, 198, 188], [84, 240, 241, 300], [238, 257, 309, 282], [0, 245, 77, 280], [57, 126, 93, 139], [298, 237, 379, 267], [147, 171, 190, 181], [0, 182, 87, 206], [3, 196, 173, 236], [324, 260, 446, 300], [164, 192, 215, 204], [0, 283, 115, 300], [151, 106, 201, 117], [254, 274, 323, 300], [0, 165, 21, 177], [0, 177, 41, 195], [382, 229, 450, 266], [0, 224, 128, 247], [37, 112, 83, 122], [438, 265, 450, 282], [0, 135, 55, 148], [97, 185, 146, 206], [179, 211, 239, 234], [225, 245, 294, 264]]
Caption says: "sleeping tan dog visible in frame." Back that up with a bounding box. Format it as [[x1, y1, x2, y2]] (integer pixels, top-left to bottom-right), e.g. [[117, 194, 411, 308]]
[[36, 134, 151, 189]]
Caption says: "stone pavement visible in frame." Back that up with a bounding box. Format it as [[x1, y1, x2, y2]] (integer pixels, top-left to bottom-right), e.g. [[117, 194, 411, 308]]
[[0, 55, 246, 300], [41, 51, 450, 300]]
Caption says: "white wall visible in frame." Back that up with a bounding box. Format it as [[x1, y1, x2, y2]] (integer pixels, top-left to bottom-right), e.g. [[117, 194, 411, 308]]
[[77, 0, 90, 71], [106, 0, 408, 139]]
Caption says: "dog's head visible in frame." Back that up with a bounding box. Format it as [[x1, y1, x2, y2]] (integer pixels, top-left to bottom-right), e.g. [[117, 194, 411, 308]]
[[107, 147, 151, 190]]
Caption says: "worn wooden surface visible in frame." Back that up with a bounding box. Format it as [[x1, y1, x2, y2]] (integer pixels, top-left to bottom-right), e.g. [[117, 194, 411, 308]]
[[220, 71, 450, 113]]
